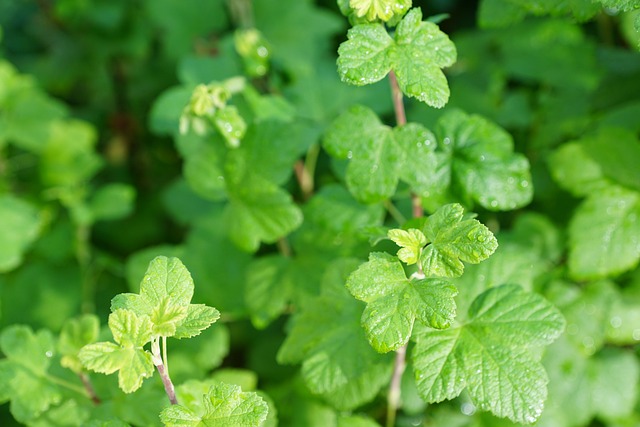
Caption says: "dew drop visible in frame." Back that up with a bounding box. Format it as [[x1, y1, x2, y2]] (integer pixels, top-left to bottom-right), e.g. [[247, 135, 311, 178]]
[[45, 351, 53, 358], [443, 137, 451, 145], [217, 175, 225, 181], [520, 180, 529, 188], [479, 155, 486, 162], [507, 177, 515, 185], [461, 402, 476, 416], [609, 316, 622, 328], [490, 200, 498, 208], [347, 150, 353, 159]]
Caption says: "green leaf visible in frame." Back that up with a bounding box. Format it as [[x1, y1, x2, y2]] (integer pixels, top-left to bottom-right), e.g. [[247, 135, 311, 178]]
[[392, 9, 457, 107], [349, 0, 411, 22], [568, 186, 640, 279], [160, 382, 268, 427], [245, 255, 294, 329], [323, 105, 403, 203], [213, 105, 246, 148], [89, 183, 136, 222], [0, 326, 61, 422], [388, 228, 427, 265], [337, 24, 394, 85], [394, 123, 440, 198], [412, 284, 565, 424], [224, 172, 303, 252], [278, 259, 394, 409], [597, 0, 640, 11], [420, 203, 498, 278], [112, 256, 217, 337], [0, 195, 41, 273], [433, 109, 533, 210], [548, 142, 609, 197], [338, 8, 456, 108], [582, 127, 640, 192], [173, 304, 221, 339], [40, 119, 103, 188], [79, 309, 154, 393], [58, 314, 100, 373], [346, 252, 458, 353]]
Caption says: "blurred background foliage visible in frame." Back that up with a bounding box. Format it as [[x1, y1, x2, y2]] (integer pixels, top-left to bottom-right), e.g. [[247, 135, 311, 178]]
[[1, 0, 640, 426]]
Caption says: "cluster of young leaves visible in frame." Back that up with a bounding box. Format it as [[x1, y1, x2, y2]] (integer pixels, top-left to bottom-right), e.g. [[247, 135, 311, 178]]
[[79, 256, 220, 393]]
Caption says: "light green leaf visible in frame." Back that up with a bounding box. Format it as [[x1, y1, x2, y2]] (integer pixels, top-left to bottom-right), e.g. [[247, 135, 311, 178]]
[[323, 105, 403, 203], [420, 203, 498, 278], [337, 24, 394, 85], [79, 310, 154, 393], [548, 142, 609, 197], [112, 256, 218, 337], [337, 9, 456, 108], [582, 127, 640, 192], [0, 326, 61, 422], [40, 119, 103, 188], [596, 0, 640, 11], [89, 184, 136, 222], [568, 186, 640, 279], [278, 259, 394, 409], [388, 228, 427, 265], [160, 382, 268, 427], [413, 285, 565, 424], [213, 105, 246, 149], [349, 0, 411, 22], [346, 253, 458, 353], [173, 304, 221, 339], [58, 314, 100, 373], [0, 195, 41, 273], [433, 109, 533, 210]]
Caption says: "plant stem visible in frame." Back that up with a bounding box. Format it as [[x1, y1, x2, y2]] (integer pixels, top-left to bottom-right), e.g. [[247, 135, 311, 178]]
[[389, 71, 407, 126], [79, 372, 101, 405], [386, 68, 425, 427], [152, 338, 178, 405], [45, 374, 92, 398], [227, 0, 254, 28], [294, 143, 320, 201], [386, 343, 407, 427]]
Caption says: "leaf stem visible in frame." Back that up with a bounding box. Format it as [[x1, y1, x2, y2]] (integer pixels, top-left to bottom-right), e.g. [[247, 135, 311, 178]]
[[294, 143, 320, 200], [389, 70, 407, 126], [384, 200, 407, 225], [152, 338, 178, 405], [79, 372, 101, 405], [386, 343, 407, 427], [45, 374, 92, 398]]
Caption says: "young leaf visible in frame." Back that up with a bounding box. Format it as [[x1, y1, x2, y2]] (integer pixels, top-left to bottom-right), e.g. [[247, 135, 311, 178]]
[[58, 314, 100, 373], [112, 256, 218, 337], [349, 0, 411, 22], [420, 203, 498, 278], [338, 8, 456, 108], [0, 326, 62, 422], [433, 109, 533, 210], [346, 252, 458, 353], [278, 259, 394, 409], [79, 309, 154, 393], [568, 186, 640, 279], [412, 284, 565, 424], [387, 228, 427, 265], [0, 194, 41, 273], [160, 382, 268, 427]]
